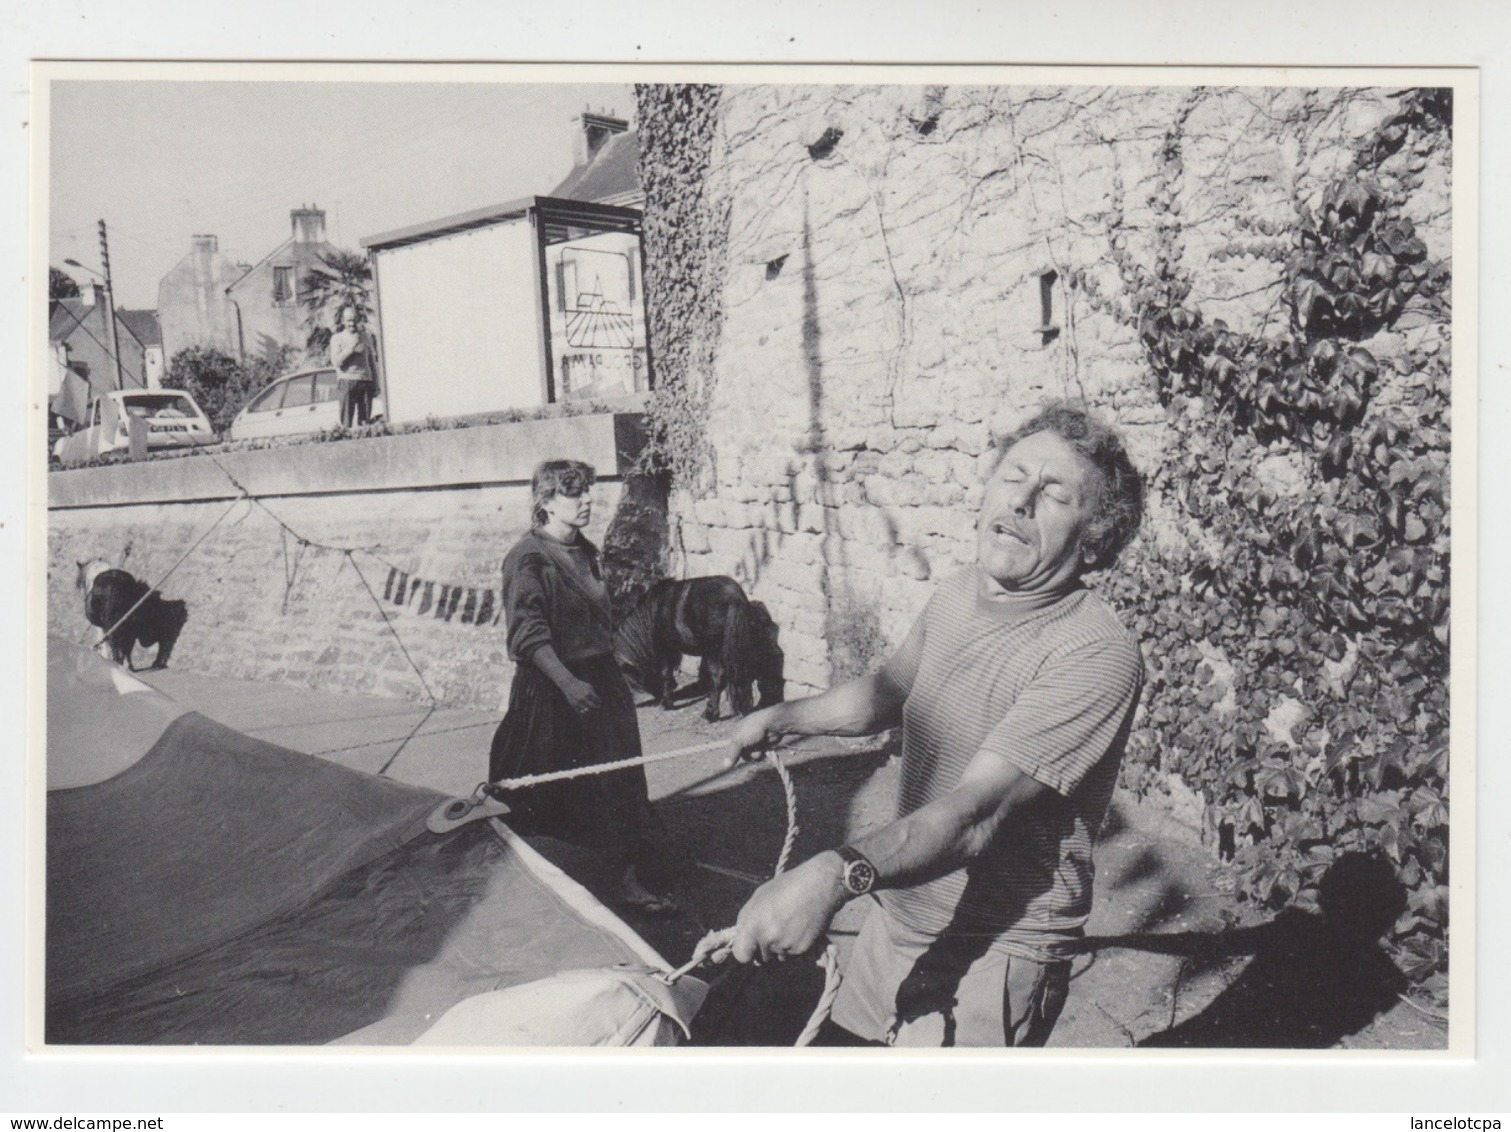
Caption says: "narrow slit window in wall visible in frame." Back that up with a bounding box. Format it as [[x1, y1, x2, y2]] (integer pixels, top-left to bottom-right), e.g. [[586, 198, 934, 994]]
[[1039, 270, 1061, 347]]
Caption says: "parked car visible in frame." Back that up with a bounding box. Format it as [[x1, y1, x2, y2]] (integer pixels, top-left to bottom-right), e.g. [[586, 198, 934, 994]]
[[55, 390, 217, 468], [228, 367, 385, 441]]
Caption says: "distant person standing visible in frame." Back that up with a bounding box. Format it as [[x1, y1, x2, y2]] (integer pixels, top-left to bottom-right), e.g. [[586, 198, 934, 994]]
[[329, 305, 376, 428]]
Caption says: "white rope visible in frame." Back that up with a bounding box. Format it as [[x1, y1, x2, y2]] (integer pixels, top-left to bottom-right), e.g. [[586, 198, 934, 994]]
[[794, 945, 843, 1048], [490, 737, 728, 791], [657, 749, 845, 1047]]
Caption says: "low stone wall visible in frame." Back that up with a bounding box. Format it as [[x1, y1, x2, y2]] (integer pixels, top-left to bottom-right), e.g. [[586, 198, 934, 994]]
[[47, 415, 650, 711]]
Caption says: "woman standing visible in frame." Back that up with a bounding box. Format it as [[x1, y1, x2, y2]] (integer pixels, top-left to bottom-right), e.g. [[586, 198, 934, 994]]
[[487, 459, 677, 913]]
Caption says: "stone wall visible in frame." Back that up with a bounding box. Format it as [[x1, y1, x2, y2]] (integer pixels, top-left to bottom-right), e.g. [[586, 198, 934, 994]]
[[48, 415, 649, 710], [638, 83, 1451, 693]]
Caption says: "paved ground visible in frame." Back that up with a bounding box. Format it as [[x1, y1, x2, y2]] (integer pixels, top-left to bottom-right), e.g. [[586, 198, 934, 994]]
[[137, 666, 1447, 1050]]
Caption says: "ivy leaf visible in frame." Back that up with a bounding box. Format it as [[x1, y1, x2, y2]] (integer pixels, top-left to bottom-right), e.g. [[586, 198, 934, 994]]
[[1355, 794, 1403, 825], [1393, 934, 1446, 980], [1407, 883, 1450, 927], [1360, 251, 1395, 284], [1236, 795, 1267, 834], [1287, 815, 1326, 843], [1410, 789, 1449, 830], [1324, 738, 1359, 776]]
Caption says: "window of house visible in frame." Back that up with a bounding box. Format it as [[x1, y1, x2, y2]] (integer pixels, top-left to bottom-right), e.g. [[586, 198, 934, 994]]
[[273, 266, 294, 304], [1039, 270, 1061, 347]]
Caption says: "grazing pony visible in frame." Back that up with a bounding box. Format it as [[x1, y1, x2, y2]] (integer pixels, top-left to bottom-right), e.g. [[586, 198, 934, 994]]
[[747, 600, 786, 708], [700, 599, 785, 710], [614, 576, 758, 722], [76, 559, 188, 671]]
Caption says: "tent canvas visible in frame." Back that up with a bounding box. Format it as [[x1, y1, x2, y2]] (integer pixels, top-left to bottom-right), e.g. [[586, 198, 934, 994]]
[[45, 638, 703, 1046]]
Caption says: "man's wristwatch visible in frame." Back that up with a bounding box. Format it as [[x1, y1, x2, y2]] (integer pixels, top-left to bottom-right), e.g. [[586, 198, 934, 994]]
[[835, 845, 878, 898]]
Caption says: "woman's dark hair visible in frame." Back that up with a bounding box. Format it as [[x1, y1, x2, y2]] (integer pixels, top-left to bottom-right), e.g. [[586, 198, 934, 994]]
[[531, 459, 596, 527], [990, 402, 1145, 571]]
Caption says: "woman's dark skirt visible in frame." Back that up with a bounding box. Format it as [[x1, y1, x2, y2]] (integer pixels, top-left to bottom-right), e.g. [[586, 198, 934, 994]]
[[488, 653, 668, 874]]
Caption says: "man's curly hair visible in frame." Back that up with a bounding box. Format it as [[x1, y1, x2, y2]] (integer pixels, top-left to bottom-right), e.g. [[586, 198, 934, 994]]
[[990, 402, 1145, 571]]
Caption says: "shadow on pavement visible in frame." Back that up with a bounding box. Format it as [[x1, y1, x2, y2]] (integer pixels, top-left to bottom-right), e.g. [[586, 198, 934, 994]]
[[1077, 852, 1412, 1048]]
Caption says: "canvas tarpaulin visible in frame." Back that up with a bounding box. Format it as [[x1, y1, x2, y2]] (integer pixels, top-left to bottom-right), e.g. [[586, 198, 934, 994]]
[[45, 638, 703, 1045]]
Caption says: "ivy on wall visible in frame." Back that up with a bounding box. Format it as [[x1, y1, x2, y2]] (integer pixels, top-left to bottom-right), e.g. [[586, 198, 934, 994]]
[[636, 83, 731, 497], [1099, 89, 1453, 994]]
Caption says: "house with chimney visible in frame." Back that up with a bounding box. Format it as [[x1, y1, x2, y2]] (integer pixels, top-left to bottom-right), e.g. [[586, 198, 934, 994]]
[[363, 110, 651, 423], [550, 110, 642, 209], [156, 234, 247, 366], [157, 206, 341, 371], [225, 206, 341, 364]]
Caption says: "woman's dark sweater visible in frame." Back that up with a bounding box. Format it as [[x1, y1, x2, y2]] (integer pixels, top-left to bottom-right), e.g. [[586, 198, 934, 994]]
[[499, 529, 614, 663]]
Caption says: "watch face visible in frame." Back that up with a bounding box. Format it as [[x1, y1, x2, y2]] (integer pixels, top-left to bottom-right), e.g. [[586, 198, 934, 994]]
[[844, 859, 876, 895]]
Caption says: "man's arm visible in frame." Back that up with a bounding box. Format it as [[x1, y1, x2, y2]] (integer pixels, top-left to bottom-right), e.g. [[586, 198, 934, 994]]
[[722, 667, 909, 765], [729, 746, 1050, 962], [729, 633, 1144, 963]]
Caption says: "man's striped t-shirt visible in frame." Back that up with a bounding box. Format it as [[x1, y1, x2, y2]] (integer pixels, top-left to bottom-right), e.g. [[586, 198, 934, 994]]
[[877, 565, 1145, 962]]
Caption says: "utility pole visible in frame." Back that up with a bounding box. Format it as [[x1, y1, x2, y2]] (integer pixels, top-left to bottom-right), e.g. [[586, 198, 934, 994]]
[[99, 219, 125, 391]]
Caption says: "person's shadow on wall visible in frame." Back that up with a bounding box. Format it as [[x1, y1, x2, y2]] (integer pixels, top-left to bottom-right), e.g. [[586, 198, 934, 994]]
[[1079, 852, 1413, 1048]]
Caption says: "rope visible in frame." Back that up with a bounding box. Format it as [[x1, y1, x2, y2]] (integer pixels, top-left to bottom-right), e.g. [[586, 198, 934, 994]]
[[207, 458, 441, 775], [490, 737, 728, 791], [795, 945, 843, 1047], [657, 748, 844, 1048], [346, 550, 438, 703], [87, 493, 247, 649]]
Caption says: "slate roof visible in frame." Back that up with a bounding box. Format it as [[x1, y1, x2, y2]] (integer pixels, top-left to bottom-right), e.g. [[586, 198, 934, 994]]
[[49, 299, 160, 348], [48, 297, 95, 343], [550, 131, 642, 206], [116, 309, 161, 348]]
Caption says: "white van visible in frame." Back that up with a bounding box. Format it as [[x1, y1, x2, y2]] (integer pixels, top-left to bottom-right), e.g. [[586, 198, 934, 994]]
[[55, 390, 217, 468]]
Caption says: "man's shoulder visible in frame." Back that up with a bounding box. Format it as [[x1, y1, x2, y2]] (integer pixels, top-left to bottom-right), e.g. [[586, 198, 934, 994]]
[[1050, 587, 1144, 668]]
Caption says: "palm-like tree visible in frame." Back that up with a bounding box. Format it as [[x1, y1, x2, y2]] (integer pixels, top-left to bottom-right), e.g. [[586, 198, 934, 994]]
[[299, 249, 375, 363]]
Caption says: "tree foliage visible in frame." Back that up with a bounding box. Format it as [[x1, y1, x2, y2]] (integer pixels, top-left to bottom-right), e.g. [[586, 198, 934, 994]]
[[162, 344, 296, 433], [50, 267, 81, 301], [299, 249, 375, 363], [1098, 89, 1452, 997]]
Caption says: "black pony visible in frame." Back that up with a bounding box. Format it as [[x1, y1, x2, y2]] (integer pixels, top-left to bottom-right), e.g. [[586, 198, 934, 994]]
[[615, 576, 780, 721], [76, 560, 188, 671], [701, 599, 785, 711]]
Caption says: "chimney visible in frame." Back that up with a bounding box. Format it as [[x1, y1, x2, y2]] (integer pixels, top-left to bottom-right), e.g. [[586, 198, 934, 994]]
[[291, 205, 327, 245], [572, 110, 628, 167], [192, 234, 219, 254]]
